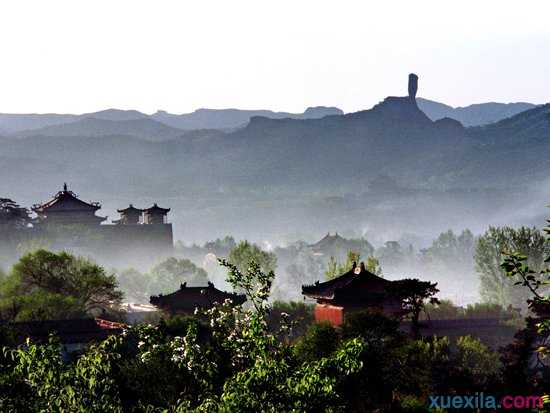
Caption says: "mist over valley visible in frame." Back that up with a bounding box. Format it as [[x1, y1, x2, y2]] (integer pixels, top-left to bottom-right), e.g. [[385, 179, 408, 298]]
[[1, 77, 548, 305]]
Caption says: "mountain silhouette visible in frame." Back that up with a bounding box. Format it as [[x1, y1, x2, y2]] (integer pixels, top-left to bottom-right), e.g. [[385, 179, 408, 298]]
[[14, 117, 186, 142], [417, 98, 536, 127], [151, 106, 344, 130]]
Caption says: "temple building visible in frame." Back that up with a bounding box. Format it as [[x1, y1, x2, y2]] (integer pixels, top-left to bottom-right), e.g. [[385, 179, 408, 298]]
[[310, 232, 347, 255], [302, 262, 404, 327], [114, 205, 144, 225], [32, 183, 106, 226], [309, 232, 374, 263], [143, 204, 170, 225], [150, 282, 246, 315], [20, 184, 174, 265]]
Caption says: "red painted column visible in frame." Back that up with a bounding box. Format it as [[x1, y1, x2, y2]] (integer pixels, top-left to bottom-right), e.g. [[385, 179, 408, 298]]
[[315, 304, 344, 327]]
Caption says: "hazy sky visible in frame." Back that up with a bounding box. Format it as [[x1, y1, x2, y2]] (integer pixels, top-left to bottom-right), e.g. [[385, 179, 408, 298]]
[[1, 0, 549, 114]]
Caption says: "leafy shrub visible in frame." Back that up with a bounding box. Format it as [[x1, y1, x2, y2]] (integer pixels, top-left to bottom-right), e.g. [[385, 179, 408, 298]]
[[293, 322, 340, 362], [0, 259, 365, 412]]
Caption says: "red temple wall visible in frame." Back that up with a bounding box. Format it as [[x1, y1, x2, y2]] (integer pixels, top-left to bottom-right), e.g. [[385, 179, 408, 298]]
[[315, 304, 344, 327]]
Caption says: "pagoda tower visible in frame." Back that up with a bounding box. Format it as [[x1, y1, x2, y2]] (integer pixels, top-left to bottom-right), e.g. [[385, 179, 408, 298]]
[[32, 183, 106, 226], [143, 203, 170, 225], [114, 204, 144, 225]]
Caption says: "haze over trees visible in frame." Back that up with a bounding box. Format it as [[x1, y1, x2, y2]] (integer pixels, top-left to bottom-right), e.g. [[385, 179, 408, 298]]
[[100, 221, 544, 307], [0, 86, 548, 247], [228, 240, 277, 275], [475, 226, 549, 309], [115, 258, 209, 303], [2, 236, 547, 411]]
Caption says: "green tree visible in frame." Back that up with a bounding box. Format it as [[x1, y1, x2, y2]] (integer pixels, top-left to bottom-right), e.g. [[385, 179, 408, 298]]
[[423, 229, 475, 264], [421, 299, 462, 320], [341, 311, 409, 411], [278, 246, 324, 300], [325, 256, 338, 280], [389, 278, 440, 337], [454, 335, 501, 388], [0, 199, 30, 229], [475, 226, 548, 309], [228, 240, 277, 275], [210, 258, 365, 411], [293, 322, 340, 362], [376, 241, 409, 267], [204, 235, 237, 254], [269, 300, 314, 340], [342, 310, 402, 344], [325, 250, 360, 280], [148, 257, 209, 294], [1, 335, 125, 412], [0, 249, 122, 321], [4, 291, 85, 321], [115, 268, 150, 303], [500, 217, 550, 376], [366, 255, 383, 276]]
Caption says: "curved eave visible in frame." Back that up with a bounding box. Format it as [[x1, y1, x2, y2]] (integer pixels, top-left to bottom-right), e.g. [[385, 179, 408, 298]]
[[302, 292, 335, 301], [33, 189, 102, 213], [32, 202, 102, 213]]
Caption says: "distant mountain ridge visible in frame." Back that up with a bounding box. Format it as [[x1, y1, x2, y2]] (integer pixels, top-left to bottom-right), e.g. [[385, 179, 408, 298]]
[[14, 117, 187, 142], [0, 76, 547, 195], [0, 107, 344, 135], [0, 109, 148, 135], [0, 75, 548, 244], [0, 98, 539, 138], [151, 106, 344, 130], [467, 103, 550, 144], [417, 98, 537, 127], [3, 94, 545, 189]]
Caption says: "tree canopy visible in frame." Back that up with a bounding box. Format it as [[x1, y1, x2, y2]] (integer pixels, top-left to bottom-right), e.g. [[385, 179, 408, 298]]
[[475, 226, 548, 309], [325, 251, 382, 280], [0, 198, 30, 229], [0, 249, 122, 321], [149, 257, 208, 294], [389, 278, 440, 335], [228, 240, 277, 275]]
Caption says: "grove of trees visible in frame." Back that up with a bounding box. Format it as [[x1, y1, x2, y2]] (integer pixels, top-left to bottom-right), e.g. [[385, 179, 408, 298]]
[[0, 214, 548, 411], [475, 226, 549, 309], [0, 255, 532, 412], [0, 250, 122, 322]]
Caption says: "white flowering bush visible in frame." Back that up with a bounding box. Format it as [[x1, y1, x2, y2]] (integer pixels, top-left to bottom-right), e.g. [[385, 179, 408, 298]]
[[0, 259, 366, 412]]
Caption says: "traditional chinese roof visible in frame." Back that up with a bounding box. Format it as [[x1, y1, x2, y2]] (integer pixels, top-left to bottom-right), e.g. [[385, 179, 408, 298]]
[[302, 262, 393, 301], [309, 233, 374, 263], [144, 203, 170, 214], [117, 204, 144, 213], [32, 183, 101, 213], [150, 282, 246, 313], [310, 232, 346, 251]]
